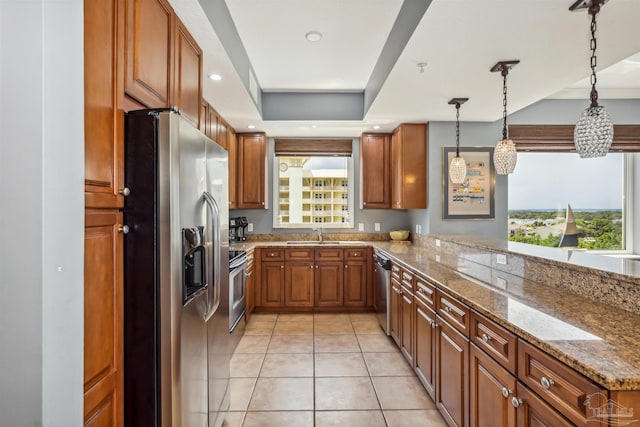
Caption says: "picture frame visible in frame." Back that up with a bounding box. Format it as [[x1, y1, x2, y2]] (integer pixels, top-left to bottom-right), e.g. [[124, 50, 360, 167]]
[[443, 147, 495, 219]]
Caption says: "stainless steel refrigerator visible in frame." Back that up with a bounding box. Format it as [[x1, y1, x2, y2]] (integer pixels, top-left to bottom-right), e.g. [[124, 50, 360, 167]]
[[123, 109, 230, 427]]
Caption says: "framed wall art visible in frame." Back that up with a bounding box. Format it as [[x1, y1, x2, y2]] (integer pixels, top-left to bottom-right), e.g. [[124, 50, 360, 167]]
[[443, 146, 495, 219]]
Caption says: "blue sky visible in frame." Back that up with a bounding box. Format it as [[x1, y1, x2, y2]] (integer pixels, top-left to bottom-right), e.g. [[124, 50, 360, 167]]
[[508, 153, 623, 210]]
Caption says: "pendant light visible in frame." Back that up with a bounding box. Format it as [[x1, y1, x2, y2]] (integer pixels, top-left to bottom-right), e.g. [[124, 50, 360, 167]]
[[571, 0, 614, 158], [491, 60, 520, 175], [448, 98, 469, 184]]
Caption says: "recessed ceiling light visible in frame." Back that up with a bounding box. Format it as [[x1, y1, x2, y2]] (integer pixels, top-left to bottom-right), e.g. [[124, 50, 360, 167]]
[[247, 125, 256, 129], [311, 125, 318, 128], [208, 73, 222, 81], [373, 125, 381, 130], [305, 31, 323, 42]]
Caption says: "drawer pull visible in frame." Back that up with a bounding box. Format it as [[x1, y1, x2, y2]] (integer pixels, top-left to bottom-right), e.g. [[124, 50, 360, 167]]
[[418, 288, 426, 294], [345, 265, 348, 269], [511, 397, 523, 408], [481, 333, 492, 343], [430, 320, 436, 329], [280, 265, 284, 269], [117, 225, 130, 234], [443, 306, 452, 314], [501, 387, 512, 398], [540, 377, 555, 389]]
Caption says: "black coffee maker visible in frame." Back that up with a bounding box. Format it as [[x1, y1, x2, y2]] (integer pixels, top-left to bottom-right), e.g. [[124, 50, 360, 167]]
[[229, 217, 248, 242]]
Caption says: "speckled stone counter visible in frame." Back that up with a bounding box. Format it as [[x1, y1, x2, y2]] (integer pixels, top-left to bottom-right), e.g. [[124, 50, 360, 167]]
[[372, 241, 640, 391], [232, 237, 640, 390]]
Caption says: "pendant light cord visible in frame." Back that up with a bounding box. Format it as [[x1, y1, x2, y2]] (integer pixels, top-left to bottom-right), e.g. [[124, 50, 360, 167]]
[[589, 2, 600, 107], [502, 68, 509, 140], [455, 102, 461, 157]]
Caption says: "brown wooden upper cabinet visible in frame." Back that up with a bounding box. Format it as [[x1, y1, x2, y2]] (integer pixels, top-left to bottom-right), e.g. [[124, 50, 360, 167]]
[[228, 128, 238, 208], [391, 123, 427, 209], [237, 132, 267, 209], [84, 0, 123, 209], [124, 0, 174, 109], [360, 133, 391, 209], [173, 17, 202, 127]]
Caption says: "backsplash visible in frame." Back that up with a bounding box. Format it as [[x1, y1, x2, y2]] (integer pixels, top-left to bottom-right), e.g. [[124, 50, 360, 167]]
[[412, 234, 640, 315], [245, 232, 390, 242]]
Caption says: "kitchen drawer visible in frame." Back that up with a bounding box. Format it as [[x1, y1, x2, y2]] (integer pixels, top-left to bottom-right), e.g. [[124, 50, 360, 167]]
[[344, 248, 367, 260], [315, 247, 343, 261], [401, 269, 413, 290], [518, 340, 606, 426], [436, 291, 470, 337], [414, 274, 436, 310], [285, 248, 314, 261], [470, 310, 517, 375], [391, 263, 401, 281], [261, 248, 285, 261]]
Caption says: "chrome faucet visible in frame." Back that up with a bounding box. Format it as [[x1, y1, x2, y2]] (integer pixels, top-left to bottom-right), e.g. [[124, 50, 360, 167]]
[[316, 227, 323, 243]]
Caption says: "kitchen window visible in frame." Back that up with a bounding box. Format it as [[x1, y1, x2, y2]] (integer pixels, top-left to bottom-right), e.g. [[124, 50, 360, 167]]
[[507, 152, 630, 252], [273, 139, 354, 228]]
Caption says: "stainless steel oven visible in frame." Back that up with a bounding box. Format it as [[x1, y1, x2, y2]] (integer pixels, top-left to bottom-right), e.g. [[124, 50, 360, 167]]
[[229, 250, 247, 337]]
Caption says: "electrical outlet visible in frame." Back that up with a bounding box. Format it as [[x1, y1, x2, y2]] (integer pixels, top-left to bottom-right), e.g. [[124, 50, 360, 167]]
[[247, 223, 254, 232], [496, 277, 507, 289], [435, 239, 441, 247], [496, 254, 507, 265], [374, 223, 381, 231], [358, 223, 364, 231], [418, 224, 422, 234], [415, 224, 420, 234], [435, 255, 441, 263]]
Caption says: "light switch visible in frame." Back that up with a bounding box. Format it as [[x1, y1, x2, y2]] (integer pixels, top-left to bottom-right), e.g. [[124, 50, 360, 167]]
[[247, 223, 254, 232], [435, 239, 441, 247], [358, 223, 364, 231], [374, 223, 381, 231]]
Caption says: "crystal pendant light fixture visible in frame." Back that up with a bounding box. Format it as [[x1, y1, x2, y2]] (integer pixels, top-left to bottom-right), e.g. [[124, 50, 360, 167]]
[[571, 0, 614, 158], [491, 60, 520, 175], [448, 98, 469, 184]]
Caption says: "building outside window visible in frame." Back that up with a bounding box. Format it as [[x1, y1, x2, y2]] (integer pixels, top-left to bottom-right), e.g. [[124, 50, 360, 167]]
[[275, 155, 353, 228], [507, 153, 627, 251]]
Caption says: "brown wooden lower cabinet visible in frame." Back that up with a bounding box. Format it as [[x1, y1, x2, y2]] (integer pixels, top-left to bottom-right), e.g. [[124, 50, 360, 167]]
[[314, 261, 343, 306], [246, 250, 255, 316], [469, 343, 517, 427], [84, 210, 123, 426], [343, 260, 367, 307], [260, 261, 284, 307], [400, 285, 414, 365], [285, 262, 314, 307], [514, 382, 574, 427], [436, 316, 469, 427], [415, 298, 437, 400], [390, 277, 402, 346]]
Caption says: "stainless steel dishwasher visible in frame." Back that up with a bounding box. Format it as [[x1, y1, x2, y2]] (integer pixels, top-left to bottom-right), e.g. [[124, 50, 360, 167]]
[[373, 251, 392, 335]]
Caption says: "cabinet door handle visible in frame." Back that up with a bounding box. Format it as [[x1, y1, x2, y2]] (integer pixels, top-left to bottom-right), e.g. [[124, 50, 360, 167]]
[[540, 377, 555, 389], [501, 387, 512, 398], [118, 187, 130, 196], [280, 265, 284, 269], [443, 306, 452, 314], [417, 288, 425, 294], [511, 397, 523, 408], [117, 225, 130, 234], [481, 333, 492, 343], [310, 265, 314, 269], [344, 265, 348, 269]]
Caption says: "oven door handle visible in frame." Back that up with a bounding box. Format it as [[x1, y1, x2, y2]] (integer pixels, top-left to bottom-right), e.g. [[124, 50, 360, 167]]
[[203, 191, 221, 322]]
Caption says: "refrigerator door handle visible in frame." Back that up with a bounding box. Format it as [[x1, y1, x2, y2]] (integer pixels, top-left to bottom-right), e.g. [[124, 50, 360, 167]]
[[203, 191, 221, 321]]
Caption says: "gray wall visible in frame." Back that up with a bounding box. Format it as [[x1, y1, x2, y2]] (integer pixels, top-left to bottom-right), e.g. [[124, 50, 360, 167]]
[[0, 1, 84, 425], [232, 137, 411, 234], [407, 121, 509, 239], [407, 98, 640, 242]]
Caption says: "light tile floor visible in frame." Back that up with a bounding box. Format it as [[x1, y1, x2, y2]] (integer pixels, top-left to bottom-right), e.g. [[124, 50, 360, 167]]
[[223, 312, 448, 427]]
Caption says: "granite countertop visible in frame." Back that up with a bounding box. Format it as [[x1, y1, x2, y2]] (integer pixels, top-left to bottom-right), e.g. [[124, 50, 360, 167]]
[[372, 241, 640, 391], [232, 239, 640, 390]]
